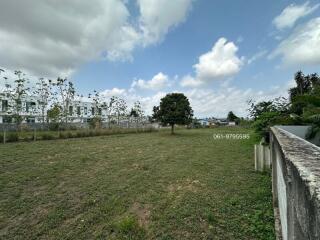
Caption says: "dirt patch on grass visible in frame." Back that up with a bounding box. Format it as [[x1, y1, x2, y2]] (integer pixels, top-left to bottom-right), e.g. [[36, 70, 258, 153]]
[[26, 204, 52, 227], [63, 213, 83, 226], [167, 179, 203, 193], [130, 202, 151, 228], [131, 163, 149, 171], [44, 153, 61, 161]]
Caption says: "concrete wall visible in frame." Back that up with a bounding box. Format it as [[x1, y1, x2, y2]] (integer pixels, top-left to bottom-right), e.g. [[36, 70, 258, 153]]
[[276, 125, 320, 146], [254, 144, 271, 172], [270, 127, 320, 240]]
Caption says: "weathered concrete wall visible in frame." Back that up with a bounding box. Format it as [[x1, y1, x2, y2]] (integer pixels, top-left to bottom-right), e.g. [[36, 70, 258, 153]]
[[254, 144, 271, 172], [276, 125, 320, 146], [270, 127, 320, 240]]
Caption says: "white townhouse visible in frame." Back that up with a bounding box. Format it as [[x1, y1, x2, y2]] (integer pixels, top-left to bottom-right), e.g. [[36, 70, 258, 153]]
[[66, 99, 100, 123], [0, 94, 42, 123], [0, 96, 104, 124], [0, 93, 148, 125], [0, 100, 102, 124]]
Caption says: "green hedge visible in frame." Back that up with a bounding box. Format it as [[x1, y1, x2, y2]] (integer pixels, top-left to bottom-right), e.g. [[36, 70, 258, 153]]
[[0, 128, 156, 144]]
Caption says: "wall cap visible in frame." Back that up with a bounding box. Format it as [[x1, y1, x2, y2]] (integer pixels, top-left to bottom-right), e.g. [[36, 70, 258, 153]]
[[271, 126, 320, 202]]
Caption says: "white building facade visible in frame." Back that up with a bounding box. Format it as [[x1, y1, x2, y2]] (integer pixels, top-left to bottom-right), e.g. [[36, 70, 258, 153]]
[[0, 95, 42, 123], [0, 94, 146, 125]]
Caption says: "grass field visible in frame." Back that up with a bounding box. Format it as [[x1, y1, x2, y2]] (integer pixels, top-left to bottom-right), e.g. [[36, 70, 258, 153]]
[[0, 127, 274, 240]]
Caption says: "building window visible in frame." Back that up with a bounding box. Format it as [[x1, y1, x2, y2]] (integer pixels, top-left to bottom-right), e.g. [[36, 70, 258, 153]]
[[84, 107, 87, 115], [98, 108, 102, 115], [16, 100, 22, 110], [26, 102, 36, 113], [26, 117, 35, 123], [69, 106, 73, 115], [77, 106, 81, 115], [3, 115, 12, 123], [2, 100, 8, 112], [91, 107, 95, 116]]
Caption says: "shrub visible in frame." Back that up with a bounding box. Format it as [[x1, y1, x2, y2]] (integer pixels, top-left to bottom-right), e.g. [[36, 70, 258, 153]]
[[88, 130, 95, 137], [89, 117, 102, 129], [6, 132, 19, 142], [67, 131, 74, 138], [252, 112, 280, 141], [58, 132, 67, 139], [68, 125, 78, 131], [0, 127, 156, 143], [41, 132, 55, 140], [75, 131, 86, 138], [24, 133, 34, 142], [95, 130, 103, 136], [113, 216, 145, 238], [49, 123, 60, 131]]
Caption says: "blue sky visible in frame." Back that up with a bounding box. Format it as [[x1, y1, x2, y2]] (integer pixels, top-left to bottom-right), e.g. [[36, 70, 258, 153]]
[[1, 0, 320, 117]]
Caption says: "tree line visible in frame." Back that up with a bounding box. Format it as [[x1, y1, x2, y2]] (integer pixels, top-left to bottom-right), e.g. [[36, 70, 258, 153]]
[[248, 71, 320, 141]]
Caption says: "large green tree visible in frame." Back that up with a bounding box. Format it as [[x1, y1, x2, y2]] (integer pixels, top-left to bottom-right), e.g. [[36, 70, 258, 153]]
[[227, 111, 239, 123], [153, 93, 193, 134]]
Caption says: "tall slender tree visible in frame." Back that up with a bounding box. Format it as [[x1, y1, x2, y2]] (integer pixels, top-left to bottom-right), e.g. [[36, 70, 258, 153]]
[[105, 96, 116, 128], [52, 78, 75, 123], [130, 101, 144, 128], [113, 96, 127, 126], [7, 71, 30, 126], [33, 78, 52, 124]]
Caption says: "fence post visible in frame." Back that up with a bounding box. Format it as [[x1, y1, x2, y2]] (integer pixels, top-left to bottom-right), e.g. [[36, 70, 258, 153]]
[[34, 128, 36, 141], [255, 143, 271, 172]]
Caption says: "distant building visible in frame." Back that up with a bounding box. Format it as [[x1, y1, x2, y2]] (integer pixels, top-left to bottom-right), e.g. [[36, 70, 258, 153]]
[[0, 93, 148, 125], [228, 121, 236, 126], [197, 117, 237, 127], [0, 95, 41, 123], [199, 119, 209, 126], [65, 99, 98, 123]]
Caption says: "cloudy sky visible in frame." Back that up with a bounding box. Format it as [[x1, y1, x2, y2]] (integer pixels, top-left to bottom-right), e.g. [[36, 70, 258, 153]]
[[0, 0, 320, 117]]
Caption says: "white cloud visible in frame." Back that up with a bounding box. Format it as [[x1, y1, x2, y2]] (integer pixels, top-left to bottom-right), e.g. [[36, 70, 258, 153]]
[[139, 91, 167, 114], [270, 17, 320, 66], [248, 50, 268, 64], [273, 1, 320, 30], [183, 81, 291, 118], [100, 87, 166, 115], [0, 0, 132, 77], [180, 74, 203, 87], [131, 72, 170, 90], [0, 0, 194, 78], [99, 79, 292, 118], [194, 38, 243, 81], [137, 0, 193, 45], [180, 38, 244, 87], [0, 67, 40, 90], [100, 88, 127, 98]]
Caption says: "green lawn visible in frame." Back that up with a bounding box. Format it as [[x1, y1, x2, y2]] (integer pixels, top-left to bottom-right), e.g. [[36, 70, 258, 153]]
[[0, 128, 274, 240]]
